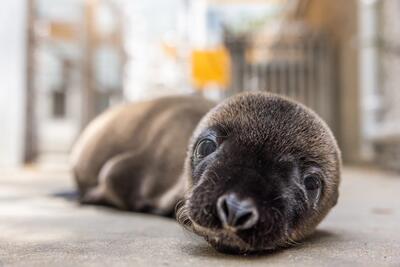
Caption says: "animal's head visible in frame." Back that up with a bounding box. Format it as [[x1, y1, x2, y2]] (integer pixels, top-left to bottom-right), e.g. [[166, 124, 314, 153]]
[[177, 92, 341, 254]]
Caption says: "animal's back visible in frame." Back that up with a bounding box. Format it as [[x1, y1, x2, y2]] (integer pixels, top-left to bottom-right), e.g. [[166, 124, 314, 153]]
[[71, 95, 214, 211]]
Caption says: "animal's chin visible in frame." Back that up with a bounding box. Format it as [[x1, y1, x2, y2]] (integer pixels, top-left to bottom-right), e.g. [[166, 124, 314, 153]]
[[190, 221, 277, 255], [207, 238, 250, 255], [176, 201, 287, 254]]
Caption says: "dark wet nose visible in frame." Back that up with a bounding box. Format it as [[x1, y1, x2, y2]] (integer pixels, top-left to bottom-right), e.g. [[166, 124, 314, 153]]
[[216, 193, 259, 231]]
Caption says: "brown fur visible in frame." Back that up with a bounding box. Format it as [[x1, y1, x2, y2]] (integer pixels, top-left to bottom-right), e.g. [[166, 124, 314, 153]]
[[178, 92, 341, 253], [71, 95, 214, 214], [71, 92, 341, 253]]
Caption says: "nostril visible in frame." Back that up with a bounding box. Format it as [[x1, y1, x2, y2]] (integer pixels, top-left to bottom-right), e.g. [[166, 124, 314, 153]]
[[221, 199, 229, 219], [216, 195, 229, 226], [234, 208, 258, 230], [235, 211, 253, 228], [216, 193, 259, 231]]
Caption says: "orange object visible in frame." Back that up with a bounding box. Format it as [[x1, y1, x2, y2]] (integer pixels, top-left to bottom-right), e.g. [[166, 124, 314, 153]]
[[48, 22, 77, 41], [191, 47, 231, 89]]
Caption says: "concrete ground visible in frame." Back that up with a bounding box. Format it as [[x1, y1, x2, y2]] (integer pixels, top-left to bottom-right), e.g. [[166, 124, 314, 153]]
[[0, 166, 399, 267]]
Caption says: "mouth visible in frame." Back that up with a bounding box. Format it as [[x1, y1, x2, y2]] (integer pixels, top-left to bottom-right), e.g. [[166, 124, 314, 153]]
[[176, 200, 279, 254], [176, 200, 252, 253], [191, 221, 254, 254]]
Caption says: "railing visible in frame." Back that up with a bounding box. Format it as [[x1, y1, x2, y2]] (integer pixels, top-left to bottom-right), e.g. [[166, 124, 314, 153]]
[[370, 0, 400, 170], [225, 32, 337, 132]]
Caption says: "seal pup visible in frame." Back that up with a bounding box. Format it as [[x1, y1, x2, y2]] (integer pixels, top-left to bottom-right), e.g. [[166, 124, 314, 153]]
[[71, 92, 341, 254]]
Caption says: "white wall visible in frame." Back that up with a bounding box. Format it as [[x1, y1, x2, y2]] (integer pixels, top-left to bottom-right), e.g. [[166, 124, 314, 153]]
[[122, 0, 192, 101], [0, 0, 27, 167]]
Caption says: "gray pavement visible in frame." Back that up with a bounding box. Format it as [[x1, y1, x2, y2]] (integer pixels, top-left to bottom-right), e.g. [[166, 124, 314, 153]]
[[0, 166, 399, 266]]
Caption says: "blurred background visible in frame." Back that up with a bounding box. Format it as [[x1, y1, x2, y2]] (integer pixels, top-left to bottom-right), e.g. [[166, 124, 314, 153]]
[[0, 0, 399, 172]]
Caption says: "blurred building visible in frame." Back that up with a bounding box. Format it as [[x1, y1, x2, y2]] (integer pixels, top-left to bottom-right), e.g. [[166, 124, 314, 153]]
[[1, 0, 400, 171]]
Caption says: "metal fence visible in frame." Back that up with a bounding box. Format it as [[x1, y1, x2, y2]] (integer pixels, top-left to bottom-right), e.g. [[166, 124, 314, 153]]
[[225, 32, 337, 132], [372, 0, 400, 170]]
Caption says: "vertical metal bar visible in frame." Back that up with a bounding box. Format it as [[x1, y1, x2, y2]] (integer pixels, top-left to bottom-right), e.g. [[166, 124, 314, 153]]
[[284, 60, 291, 99], [303, 40, 310, 108], [279, 58, 287, 96], [81, 0, 97, 128], [297, 42, 306, 104], [307, 37, 316, 112], [320, 37, 332, 127], [24, 0, 37, 163], [265, 64, 271, 93], [289, 43, 298, 100], [261, 62, 268, 92], [270, 58, 278, 94], [255, 63, 260, 91], [115, 1, 126, 103], [250, 62, 258, 91]]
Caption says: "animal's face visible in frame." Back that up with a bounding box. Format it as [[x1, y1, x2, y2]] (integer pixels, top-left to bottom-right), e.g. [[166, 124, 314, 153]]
[[177, 93, 340, 254]]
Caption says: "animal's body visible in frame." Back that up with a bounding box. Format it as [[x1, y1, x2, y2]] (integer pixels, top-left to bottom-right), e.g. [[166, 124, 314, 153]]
[[71, 95, 214, 215], [71, 92, 341, 254]]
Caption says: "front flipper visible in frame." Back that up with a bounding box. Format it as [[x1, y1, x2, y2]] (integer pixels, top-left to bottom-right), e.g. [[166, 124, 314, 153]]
[[80, 185, 109, 206], [80, 152, 141, 210], [80, 151, 181, 215]]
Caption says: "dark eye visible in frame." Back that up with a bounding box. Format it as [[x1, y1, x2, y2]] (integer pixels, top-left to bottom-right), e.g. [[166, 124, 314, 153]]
[[195, 139, 217, 159], [304, 175, 321, 191]]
